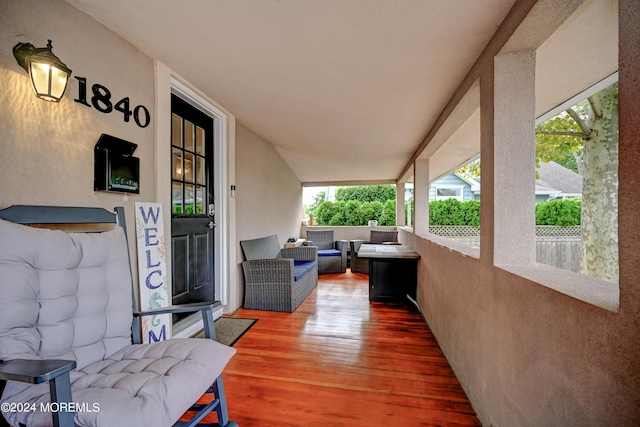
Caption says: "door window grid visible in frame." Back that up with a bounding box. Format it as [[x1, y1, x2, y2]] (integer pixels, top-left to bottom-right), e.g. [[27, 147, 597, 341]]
[[172, 113, 207, 214]]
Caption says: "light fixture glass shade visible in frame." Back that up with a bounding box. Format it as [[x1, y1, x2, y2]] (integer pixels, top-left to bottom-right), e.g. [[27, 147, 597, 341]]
[[13, 40, 72, 102], [29, 62, 70, 102]]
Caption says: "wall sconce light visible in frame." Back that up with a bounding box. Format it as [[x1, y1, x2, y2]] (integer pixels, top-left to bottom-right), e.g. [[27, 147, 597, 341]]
[[13, 39, 72, 102]]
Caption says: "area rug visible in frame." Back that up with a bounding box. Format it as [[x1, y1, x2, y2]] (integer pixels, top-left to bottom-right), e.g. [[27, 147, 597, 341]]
[[196, 317, 257, 346]]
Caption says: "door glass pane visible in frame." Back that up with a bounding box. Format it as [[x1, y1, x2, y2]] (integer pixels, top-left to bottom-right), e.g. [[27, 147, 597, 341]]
[[196, 186, 205, 214], [184, 153, 195, 183], [184, 120, 195, 152], [171, 114, 182, 147], [196, 126, 205, 155], [196, 156, 205, 185], [172, 182, 183, 214], [172, 148, 182, 181], [184, 184, 196, 214]]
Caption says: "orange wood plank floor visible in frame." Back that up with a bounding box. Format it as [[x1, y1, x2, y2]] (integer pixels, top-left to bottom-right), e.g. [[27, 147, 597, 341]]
[[222, 269, 481, 427]]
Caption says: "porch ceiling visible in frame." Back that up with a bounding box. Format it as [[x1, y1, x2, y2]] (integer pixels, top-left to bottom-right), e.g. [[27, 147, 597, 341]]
[[63, 0, 516, 184], [63, 0, 616, 186]]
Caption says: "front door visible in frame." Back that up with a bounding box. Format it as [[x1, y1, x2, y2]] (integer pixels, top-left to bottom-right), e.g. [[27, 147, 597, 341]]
[[170, 94, 215, 315]]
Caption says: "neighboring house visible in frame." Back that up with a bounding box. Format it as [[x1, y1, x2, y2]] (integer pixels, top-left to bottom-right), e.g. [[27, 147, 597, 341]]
[[534, 160, 582, 203], [430, 161, 582, 203], [429, 173, 480, 202]]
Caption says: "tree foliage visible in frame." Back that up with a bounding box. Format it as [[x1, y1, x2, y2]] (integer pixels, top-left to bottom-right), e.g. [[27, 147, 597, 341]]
[[344, 200, 365, 226], [313, 199, 395, 226], [456, 83, 619, 282], [362, 201, 384, 223], [334, 185, 395, 203], [314, 200, 340, 225], [378, 200, 396, 226], [305, 190, 326, 216]]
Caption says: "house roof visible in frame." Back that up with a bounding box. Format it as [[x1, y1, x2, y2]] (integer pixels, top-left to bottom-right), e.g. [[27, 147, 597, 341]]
[[536, 161, 582, 196]]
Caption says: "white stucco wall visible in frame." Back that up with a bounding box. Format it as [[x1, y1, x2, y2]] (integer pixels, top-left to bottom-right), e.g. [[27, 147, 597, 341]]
[[234, 122, 303, 308], [0, 0, 156, 284]]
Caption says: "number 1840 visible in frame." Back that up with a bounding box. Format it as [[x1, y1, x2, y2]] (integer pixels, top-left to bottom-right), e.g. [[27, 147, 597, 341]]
[[74, 76, 150, 128]]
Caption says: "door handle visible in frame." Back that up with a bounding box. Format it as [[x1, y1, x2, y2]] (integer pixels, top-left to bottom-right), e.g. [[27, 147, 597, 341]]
[[208, 221, 216, 229]]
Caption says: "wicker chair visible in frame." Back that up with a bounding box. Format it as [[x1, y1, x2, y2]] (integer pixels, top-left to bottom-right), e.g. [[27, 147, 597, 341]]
[[350, 230, 399, 274], [305, 230, 348, 274], [240, 235, 318, 312]]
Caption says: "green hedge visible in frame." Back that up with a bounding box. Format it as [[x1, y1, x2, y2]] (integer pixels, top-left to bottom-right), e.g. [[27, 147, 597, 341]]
[[314, 197, 580, 226], [314, 199, 396, 226], [334, 185, 396, 203], [429, 199, 480, 226], [535, 198, 581, 226]]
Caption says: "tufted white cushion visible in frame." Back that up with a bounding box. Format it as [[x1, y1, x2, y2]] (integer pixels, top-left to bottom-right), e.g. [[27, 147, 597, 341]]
[[0, 219, 236, 427]]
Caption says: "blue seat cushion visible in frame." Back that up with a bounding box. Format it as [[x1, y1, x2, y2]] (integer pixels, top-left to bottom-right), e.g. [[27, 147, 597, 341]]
[[293, 260, 318, 281], [317, 249, 341, 257]]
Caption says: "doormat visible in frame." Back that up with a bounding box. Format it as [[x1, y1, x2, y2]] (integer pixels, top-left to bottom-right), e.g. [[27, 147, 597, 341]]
[[195, 318, 257, 346]]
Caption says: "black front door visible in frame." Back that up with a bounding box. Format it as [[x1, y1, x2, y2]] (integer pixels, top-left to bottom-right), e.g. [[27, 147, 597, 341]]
[[170, 94, 215, 314]]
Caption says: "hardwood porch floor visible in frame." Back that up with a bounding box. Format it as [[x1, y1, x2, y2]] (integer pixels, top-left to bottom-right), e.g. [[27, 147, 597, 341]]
[[222, 269, 481, 427]]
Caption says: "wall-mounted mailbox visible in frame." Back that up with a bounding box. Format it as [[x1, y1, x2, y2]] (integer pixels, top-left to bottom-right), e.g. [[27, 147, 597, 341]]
[[94, 134, 140, 194]]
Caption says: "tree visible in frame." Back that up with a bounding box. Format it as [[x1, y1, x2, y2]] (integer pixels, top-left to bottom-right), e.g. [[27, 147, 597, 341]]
[[305, 191, 326, 216], [457, 83, 619, 282], [334, 185, 395, 203], [536, 83, 618, 282]]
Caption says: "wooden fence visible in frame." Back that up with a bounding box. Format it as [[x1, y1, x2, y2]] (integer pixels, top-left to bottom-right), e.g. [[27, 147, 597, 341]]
[[429, 226, 581, 272]]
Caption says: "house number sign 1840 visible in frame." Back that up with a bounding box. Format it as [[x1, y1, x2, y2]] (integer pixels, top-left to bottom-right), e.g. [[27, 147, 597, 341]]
[[74, 76, 151, 128]]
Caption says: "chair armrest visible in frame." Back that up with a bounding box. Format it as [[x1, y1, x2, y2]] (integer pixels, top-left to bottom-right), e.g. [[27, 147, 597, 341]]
[[0, 359, 76, 384], [242, 259, 296, 286], [281, 246, 317, 261], [335, 240, 349, 253], [134, 301, 222, 342], [134, 301, 222, 317], [0, 359, 76, 426], [350, 240, 368, 253]]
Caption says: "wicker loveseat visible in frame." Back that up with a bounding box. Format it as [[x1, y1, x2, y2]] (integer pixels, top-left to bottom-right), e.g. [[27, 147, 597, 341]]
[[240, 235, 318, 312]]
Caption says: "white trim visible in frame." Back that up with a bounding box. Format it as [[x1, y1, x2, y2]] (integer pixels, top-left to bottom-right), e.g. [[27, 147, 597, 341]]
[[433, 185, 465, 201], [171, 79, 230, 306], [172, 305, 224, 338]]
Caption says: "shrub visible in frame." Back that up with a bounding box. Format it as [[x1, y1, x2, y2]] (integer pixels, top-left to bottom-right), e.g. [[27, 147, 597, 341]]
[[460, 200, 480, 226], [314, 201, 337, 225], [362, 201, 384, 223], [344, 200, 365, 226], [378, 199, 396, 226], [429, 199, 480, 226], [535, 198, 581, 226]]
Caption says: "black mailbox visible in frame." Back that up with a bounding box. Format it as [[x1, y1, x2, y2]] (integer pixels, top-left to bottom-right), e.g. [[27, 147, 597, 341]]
[[94, 134, 140, 194]]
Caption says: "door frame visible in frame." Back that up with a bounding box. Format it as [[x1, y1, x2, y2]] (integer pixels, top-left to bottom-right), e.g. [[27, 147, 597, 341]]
[[153, 62, 235, 337], [171, 79, 229, 308]]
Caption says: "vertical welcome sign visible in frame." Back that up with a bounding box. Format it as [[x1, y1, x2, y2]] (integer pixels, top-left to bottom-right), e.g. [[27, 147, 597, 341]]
[[135, 202, 171, 342]]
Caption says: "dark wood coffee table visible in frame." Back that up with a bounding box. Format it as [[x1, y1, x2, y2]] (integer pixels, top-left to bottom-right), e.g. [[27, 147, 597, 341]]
[[357, 244, 420, 303]]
